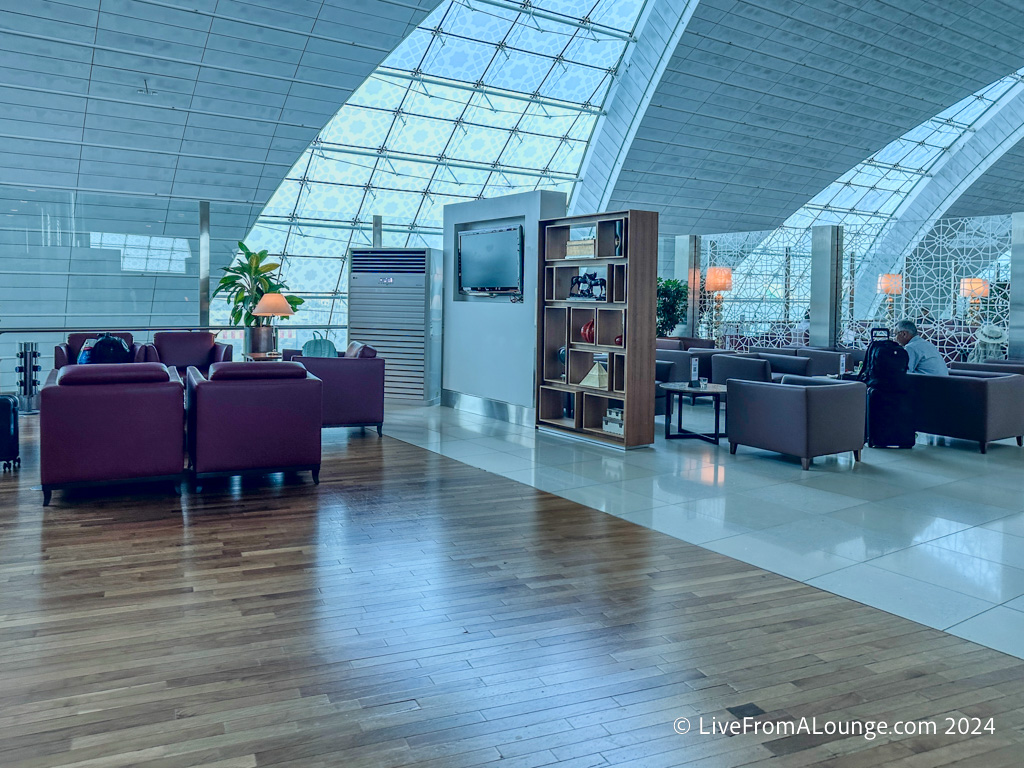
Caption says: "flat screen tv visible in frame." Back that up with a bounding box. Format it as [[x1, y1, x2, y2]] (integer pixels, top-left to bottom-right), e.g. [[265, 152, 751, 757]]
[[458, 225, 523, 296]]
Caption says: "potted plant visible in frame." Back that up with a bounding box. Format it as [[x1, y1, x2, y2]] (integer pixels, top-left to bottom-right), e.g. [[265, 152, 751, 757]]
[[656, 277, 688, 337], [212, 242, 304, 353]]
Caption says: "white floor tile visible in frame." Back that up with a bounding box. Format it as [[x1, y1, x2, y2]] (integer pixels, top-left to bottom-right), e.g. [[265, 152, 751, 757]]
[[619, 505, 757, 545], [867, 544, 1024, 604], [555, 484, 669, 517], [947, 606, 1024, 657], [702, 534, 860, 582], [808, 564, 995, 630], [927, 526, 1024, 568]]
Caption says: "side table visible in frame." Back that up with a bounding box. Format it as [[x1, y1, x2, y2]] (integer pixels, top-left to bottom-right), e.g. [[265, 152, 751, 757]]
[[660, 382, 727, 443], [242, 352, 283, 362]]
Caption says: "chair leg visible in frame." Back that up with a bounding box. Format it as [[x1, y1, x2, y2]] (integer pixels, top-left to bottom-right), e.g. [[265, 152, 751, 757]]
[[43, 489, 52, 507], [1017, 436, 1022, 447], [853, 449, 861, 462], [980, 442, 988, 454], [377, 424, 383, 436], [729, 442, 737, 455], [801, 457, 811, 470], [312, 467, 320, 485]]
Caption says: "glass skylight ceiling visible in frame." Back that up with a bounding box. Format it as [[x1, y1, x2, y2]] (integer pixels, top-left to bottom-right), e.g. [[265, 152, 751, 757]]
[[240, 0, 646, 329], [719, 69, 1024, 334]]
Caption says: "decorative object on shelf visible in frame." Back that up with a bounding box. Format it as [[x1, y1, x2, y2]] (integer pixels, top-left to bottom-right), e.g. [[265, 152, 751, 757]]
[[580, 320, 595, 344], [703, 267, 732, 346], [213, 241, 304, 353], [656, 277, 688, 336], [603, 406, 624, 435], [557, 346, 567, 380], [565, 238, 596, 259], [579, 362, 608, 389], [569, 270, 607, 301], [614, 220, 624, 257], [614, 334, 623, 346], [877, 272, 903, 322]]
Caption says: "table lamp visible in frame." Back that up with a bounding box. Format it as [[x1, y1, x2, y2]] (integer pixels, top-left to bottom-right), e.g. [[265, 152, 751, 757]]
[[250, 292, 294, 354], [960, 278, 989, 324], [877, 273, 902, 321], [704, 267, 732, 346]]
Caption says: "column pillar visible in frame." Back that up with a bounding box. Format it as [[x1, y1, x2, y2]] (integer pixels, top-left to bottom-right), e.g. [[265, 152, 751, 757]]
[[675, 235, 701, 337], [199, 200, 210, 328], [1010, 212, 1024, 358], [810, 225, 842, 348]]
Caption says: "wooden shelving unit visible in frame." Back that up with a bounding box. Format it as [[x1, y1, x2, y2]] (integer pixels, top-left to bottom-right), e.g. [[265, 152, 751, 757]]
[[535, 210, 657, 448]]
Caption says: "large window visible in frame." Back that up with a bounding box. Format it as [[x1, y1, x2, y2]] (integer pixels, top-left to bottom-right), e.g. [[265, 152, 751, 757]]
[[236, 0, 648, 336]]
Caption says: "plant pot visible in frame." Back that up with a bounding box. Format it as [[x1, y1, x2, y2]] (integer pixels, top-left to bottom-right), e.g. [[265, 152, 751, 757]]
[[245, 326, 275, 354]]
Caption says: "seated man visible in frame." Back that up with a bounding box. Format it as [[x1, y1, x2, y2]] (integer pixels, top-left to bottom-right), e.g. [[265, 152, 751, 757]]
[[895, 320, 948, 376]]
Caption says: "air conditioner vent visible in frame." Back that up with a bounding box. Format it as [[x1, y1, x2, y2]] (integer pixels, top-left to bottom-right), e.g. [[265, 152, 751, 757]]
[[351, 250, 426, 274]]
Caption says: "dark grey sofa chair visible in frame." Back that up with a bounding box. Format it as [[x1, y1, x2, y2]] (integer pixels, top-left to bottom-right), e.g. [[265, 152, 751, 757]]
[[950, 360, 1024, 376], [726, 374, 866, 469], [908, 371, 1024, 453], [712, 355, 772, 386]]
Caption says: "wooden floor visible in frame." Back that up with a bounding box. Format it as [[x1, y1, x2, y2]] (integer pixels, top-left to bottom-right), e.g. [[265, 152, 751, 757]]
[[1, 419, 1023, 768]]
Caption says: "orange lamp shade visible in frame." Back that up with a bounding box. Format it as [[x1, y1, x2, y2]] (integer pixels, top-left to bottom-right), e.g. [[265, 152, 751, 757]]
[[877, 273, 903, 295], [252, 292, 295, 316], [960, 278, 989, 299], [704, 266, 733, 293]]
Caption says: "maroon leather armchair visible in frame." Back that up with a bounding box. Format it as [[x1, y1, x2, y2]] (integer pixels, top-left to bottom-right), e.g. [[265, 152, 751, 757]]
[[145, 331, 232, 377], [54, 332, 145, 368], [187, 362, 322, 484], [40, 363, 185, 505], [283, 341, 385, 433]]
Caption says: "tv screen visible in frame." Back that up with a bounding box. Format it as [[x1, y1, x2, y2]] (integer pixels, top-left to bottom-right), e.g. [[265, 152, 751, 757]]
[[458, 225, 523, 295]]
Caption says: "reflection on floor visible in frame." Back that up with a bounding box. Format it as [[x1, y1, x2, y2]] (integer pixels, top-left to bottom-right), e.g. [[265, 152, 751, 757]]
[[385, 400, 1024, 659]]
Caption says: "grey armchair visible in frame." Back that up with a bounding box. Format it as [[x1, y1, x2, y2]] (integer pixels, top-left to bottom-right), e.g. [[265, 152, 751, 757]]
[[726, 375, 866, 469], [908, 371, 1024, 453]]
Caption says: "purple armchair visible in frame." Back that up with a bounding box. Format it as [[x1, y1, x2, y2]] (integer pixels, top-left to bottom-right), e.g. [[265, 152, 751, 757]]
[[55, 332, 145, 368], [186, 362, 322, 483], [40, 363, 185, 505], [283, 341, 384, 433], [145, 331, 232, 377]]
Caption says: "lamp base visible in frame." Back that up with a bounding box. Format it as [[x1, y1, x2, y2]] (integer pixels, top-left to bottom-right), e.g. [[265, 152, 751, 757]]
[[245, 326, 276, 354]]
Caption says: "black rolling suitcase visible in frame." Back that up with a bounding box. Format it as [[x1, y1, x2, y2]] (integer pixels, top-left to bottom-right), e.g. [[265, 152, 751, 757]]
[[860, 328, 914, 449], [0, 394, 19, 470]]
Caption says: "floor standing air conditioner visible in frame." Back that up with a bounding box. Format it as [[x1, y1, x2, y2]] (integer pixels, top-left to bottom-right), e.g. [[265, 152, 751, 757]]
[[348, 248, 442, 403]]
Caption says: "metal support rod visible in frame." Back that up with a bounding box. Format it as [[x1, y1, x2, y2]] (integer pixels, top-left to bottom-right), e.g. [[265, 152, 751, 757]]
[[199, 201, 211, 328], [372, 216, 383, 249]]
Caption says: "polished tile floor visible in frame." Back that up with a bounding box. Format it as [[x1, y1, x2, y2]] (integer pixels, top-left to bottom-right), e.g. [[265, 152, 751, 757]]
[[384, 400, 1024, 660]]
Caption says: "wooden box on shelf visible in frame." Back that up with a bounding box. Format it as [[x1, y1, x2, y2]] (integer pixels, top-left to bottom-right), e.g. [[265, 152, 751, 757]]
[[535, 210, 657, 448]]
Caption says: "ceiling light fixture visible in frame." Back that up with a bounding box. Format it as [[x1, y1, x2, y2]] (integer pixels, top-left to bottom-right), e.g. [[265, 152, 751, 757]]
[[137, 79, 158, 96]]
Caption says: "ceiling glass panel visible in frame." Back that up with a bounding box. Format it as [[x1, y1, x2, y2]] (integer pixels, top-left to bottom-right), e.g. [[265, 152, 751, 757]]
[[244, 0, 648, 266]]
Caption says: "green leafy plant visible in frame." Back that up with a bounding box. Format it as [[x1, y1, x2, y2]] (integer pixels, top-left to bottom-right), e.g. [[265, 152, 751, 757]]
[[212, 242, 304, 326], [656, 277, 688, 337]]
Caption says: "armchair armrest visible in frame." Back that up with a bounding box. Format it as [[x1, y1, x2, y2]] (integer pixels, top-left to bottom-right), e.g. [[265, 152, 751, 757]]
[[54, 343, 72, 369], [282, 349, 301, 361], [212, 342, 233, 363]]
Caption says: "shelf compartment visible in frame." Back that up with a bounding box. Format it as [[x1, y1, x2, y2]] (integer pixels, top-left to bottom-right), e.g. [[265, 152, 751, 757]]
[[611, 264, 627, 303], [597, 219, 626, 259], [611, 353, 626, 393], [569, 307, 597, 345], [545, 225, 570, 261], [582, 393, 626, 439], [538, 386, 582, 430], [544, 266, 555, 301], [597, 308, 625, 348], [542, 307, 569, 383]]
